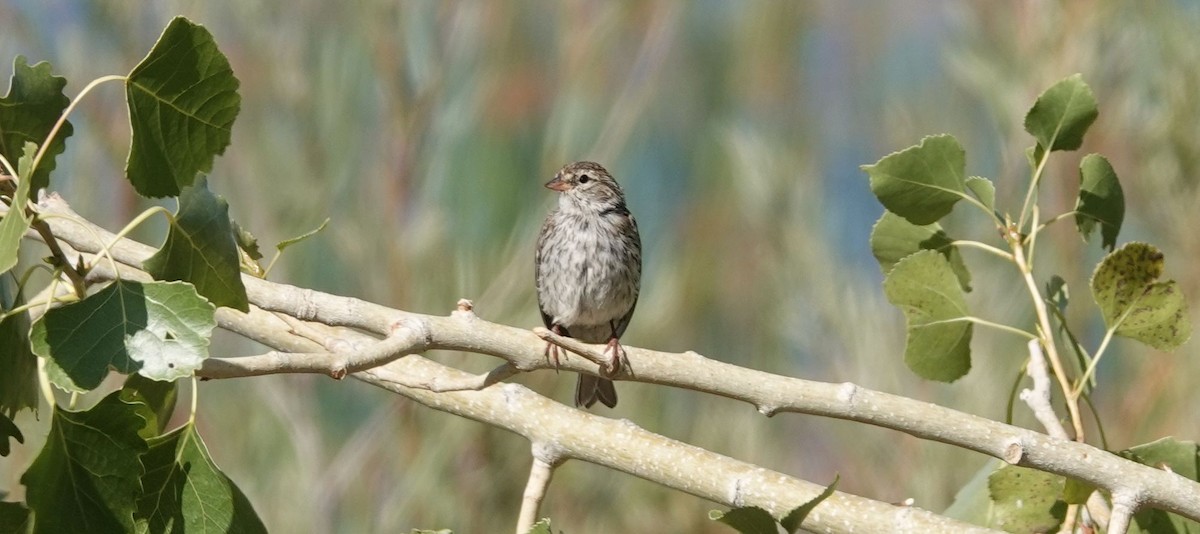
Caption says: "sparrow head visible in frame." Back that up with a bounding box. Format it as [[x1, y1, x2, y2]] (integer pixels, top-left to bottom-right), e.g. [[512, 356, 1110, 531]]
[[546, 161, 625, 211]]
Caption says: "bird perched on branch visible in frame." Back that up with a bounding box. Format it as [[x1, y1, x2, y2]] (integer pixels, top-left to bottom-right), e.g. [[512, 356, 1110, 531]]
[[536, 161, 642, 408]]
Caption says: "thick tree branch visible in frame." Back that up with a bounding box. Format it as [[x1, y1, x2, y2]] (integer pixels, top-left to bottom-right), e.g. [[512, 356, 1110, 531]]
[[22, 194, 1200, 526]]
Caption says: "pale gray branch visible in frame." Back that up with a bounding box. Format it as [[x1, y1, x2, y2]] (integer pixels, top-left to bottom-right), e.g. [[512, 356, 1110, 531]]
[[517, 455, 557, 534], [202, 325, 423, 379], [24, 194, 1200, 526], [1108, 489, 1139, 534]]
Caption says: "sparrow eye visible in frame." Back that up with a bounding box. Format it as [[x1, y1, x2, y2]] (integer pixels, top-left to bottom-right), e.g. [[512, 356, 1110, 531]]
[[578, 174, 591, 184]]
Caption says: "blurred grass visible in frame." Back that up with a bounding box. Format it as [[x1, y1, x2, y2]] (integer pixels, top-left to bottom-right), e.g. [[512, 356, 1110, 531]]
[[2, 0, 1199, 532]]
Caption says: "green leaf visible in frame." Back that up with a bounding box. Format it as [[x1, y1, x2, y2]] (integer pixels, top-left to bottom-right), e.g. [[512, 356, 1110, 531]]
[[863, 134, 967, 225], [1023, 74, 1098, 152], [0, 56, 73, 195], [1090, 242, 1191, 350], [0, 412, 23, 457], [870, 211, 971, 292], [276, 217, 330, 251], [125, 17, 240, 198], [1075, 154, 1124, 251], [882, 250, 972, 382], [0, 143, 37, 276], [136, 422, 266, 534], [1121, 437, 1199, 481], [709, 506, 779, 534], [965, 176, 995, 213], [1120, 438, 1200, 533], [119, 374, 178, 439], [779, 475, 838, 533], [0, 270, 38, 417], [29, 280, 216, 392], [21, 391, 148, 533], [144, 177, 249, 311], [0, 501, 31, 533], [986, 465, 1066, 533]]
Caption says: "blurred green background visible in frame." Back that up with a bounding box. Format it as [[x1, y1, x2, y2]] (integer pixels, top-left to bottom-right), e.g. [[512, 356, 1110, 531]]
[[3, 1, 1199, 532]]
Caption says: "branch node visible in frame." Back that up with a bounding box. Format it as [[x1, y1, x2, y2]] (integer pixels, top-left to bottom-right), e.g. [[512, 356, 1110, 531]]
[[757, 404, 779, 417], [1003, 440, 1025, 465], [836, 382, 859, 405], [1108, 489, 1142, 534], [295, 288, 321, 321], [531, 441, 566, 466], [453, 298, 476, 319], [390, 316, 432, 347]]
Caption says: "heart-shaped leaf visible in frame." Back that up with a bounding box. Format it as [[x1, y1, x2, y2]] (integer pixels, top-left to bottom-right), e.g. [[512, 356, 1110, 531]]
[[144, 177, 249, 311], [30, 280, 216, 392], [21, 391, 148, 533], [136, 422, 266, 533], [1090, 242, 1190, 350], [125, 17, 240, 198], [863, 134, 967, 226], [870, 211, 971, 292], [883, 250, 972, 382], [1024, 74, 1098, 152]]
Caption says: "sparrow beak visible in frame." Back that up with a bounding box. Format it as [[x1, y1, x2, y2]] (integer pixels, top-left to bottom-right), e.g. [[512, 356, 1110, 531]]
[[545, 174, 570, 192]]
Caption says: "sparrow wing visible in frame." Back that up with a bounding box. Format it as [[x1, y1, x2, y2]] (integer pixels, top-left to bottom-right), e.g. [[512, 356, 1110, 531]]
[[535, 212, 556, 329], [611, 213, 641, 338]]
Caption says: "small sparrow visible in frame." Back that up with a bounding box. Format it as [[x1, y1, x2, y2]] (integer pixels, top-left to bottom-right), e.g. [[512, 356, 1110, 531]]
[[536, 161, 642, 408]]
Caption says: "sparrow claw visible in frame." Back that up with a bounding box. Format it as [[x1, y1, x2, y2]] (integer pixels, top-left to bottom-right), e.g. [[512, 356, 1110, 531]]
[[543, 341, 564, 374], [602, 337, 624, 377], [544, 324, 566, 373]]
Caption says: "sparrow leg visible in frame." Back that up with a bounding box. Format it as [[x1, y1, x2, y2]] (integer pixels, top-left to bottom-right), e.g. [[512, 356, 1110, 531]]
[[544, 324, 566, 372], [602, 321, 625, 377]]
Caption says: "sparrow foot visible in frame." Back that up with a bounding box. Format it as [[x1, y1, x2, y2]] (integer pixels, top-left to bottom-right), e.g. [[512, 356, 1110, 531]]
[[544, 324, 567, 373], [602, 337, 625, 377]]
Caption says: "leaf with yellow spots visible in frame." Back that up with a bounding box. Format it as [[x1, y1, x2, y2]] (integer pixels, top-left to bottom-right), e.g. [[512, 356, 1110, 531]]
[[1090, 242, 1190, 350]]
